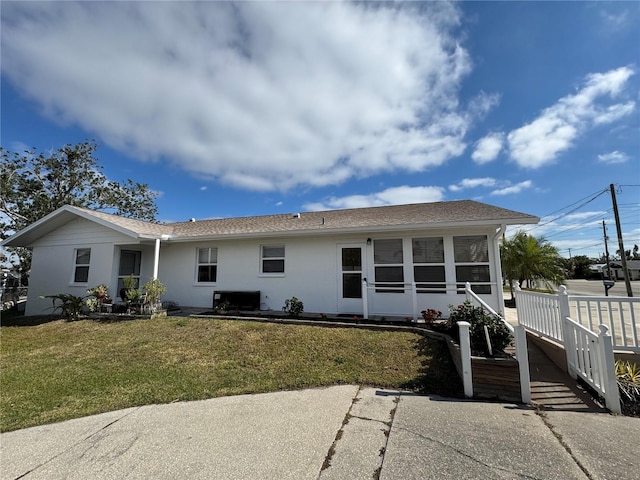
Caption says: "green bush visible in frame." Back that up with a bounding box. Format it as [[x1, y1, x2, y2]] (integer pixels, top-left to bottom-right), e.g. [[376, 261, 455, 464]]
[[282, 296, 304, 317], [448, 301, 512, 356], [42, 293, 86, 321], [616, 360, 640, 416]]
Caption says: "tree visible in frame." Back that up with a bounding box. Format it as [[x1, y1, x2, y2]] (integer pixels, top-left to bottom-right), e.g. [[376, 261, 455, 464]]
[[1, 141, 159, 278], [574, 255, 596, 279], [501, 231, 565, 297]]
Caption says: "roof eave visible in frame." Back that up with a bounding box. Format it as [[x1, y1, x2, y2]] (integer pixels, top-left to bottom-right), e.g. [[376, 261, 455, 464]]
[[1, 206, 144, 247], [164, 216, 540, 242]]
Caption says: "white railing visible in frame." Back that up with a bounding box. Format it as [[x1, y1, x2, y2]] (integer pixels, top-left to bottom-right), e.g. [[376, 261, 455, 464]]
[[465, 283, 531, 403], [564, 320, 620, 414], [361, 280, 497, 322], [515, 284, 622, 413], [570, 296, 640, 352], [516, 284, 640, 353], [514, 288, 563, 342]]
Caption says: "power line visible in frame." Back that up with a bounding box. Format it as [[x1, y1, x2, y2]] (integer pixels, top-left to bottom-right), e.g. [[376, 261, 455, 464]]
[[521, 188, 608, 233]]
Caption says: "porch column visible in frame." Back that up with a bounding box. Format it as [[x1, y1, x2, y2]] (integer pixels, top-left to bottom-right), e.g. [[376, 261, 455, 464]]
[[153, 238, 160, 279], [493, 225, 506, 311]]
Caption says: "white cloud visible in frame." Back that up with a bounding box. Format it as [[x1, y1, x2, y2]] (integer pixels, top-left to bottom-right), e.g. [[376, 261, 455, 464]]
[[490, 180, 532, 196], [1, 2, 475, 191], [199, 186, 208, 191], [563, 211, 607, 221], [507, 66, 635, 168], [471, 133, 504, 164], [449, 177, 497, 192], [304, 185, 445, 211], [600, 10, 629, 29], [598, 151, 630, 164]]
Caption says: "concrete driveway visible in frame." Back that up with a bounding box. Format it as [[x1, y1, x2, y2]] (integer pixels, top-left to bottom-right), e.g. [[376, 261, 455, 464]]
[[2, 385, 638, 480]]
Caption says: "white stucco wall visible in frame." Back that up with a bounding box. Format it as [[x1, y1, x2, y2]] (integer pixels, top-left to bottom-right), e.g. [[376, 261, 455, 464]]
[[23, 218, 503, 318], [25, 218, 140, 316], [156, 226, 501, 317]]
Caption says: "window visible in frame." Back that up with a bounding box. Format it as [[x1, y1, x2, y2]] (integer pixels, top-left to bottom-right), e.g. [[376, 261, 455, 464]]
[[454, 236, 491, 294], [412, 237, 445, 293], [197, 247, 218, 283], [73, 248, 91, 283], [374, 239, 404, 293], [261, 245, 285, 274], [341, 247, 362, 299]]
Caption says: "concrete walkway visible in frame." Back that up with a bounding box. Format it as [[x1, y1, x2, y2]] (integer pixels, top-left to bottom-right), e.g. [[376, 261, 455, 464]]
[[2, 385, 638, 480]]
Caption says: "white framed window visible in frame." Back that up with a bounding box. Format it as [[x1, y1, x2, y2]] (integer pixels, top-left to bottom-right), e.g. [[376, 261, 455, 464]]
[[197, 247, 218, 283], [373, 239, 404, 293], [261, 245, 285, 274], [453, 235, 491, 294], [412, 237, 446, 294], [72, 248, 91, 283]]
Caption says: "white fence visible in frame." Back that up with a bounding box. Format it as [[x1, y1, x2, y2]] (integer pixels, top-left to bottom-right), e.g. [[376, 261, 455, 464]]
[[360, 280, 496, 322], [515, 284, 640, 353], [571, 296, 640, 352], [515, 285, 622, 413], [564, 322, 620, 413]]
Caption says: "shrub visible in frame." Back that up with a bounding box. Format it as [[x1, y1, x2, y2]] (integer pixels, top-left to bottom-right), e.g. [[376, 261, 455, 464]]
[[282, 296, 304, 317], [448, 301, 512, 356], [141, 278, 166, 312], [42, 293, 86, 321], [420, 309, 442, 324], [616, 360, 640, 417]]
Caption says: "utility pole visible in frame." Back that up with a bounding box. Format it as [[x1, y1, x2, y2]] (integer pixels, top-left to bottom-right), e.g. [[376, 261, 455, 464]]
[[602, 220, 613, 296], [610, 183, 633, 297]]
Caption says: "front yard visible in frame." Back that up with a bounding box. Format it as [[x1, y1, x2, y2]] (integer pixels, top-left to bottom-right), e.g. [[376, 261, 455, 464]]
[[0, 316, 461, 432]]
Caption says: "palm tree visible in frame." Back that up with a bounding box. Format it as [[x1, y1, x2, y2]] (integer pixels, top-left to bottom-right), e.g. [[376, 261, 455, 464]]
[[501, 231, 565, 298]]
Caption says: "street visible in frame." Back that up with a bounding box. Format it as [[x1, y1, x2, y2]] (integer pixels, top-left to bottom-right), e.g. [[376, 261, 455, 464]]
[[563, 279, 639, 297]]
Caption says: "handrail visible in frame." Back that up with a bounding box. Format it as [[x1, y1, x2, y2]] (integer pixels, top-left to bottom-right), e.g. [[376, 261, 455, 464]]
[[464, 282, 514, 333]]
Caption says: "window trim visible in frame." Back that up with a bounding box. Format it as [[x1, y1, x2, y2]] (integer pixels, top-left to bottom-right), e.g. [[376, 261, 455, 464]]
[[71, 247, 91, 285], [260, 244, 285, 276], [195, 246, 218, 285]]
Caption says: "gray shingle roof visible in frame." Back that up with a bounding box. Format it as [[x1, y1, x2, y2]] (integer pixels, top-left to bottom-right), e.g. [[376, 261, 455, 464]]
[[72, 207, 173, 237], [167, 200, 538, 238], [3, 200, 539, 247]]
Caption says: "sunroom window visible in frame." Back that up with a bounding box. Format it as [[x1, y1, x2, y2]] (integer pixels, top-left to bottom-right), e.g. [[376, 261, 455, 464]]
[[453, 235, 491, 294], [374, 239, 404, 293], [412, 237, 445, 293]]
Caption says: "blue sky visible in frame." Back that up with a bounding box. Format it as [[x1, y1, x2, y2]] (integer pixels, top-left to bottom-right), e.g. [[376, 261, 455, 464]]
[[2, 1, 639, 259]]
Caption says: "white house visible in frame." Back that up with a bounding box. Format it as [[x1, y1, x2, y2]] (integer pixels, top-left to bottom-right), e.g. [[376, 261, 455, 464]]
[[2, 201, 538, 318], [606, 260, 640, 281]]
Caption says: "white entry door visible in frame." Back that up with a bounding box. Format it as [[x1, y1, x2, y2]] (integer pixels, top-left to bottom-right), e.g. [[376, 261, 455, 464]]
[[337, 244, 367, 314]]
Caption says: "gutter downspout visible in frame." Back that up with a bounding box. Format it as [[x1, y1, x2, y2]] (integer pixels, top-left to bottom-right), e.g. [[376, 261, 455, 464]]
[[493, 225, 506, 313], [153, 238, 161, 280]]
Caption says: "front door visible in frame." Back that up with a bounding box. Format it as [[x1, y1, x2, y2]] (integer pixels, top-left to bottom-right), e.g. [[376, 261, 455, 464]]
[[117, 249, 141, 300], [337, 244, 366, 314]]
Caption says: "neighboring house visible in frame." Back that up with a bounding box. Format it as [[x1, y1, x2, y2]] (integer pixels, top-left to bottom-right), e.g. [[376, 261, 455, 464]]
[[1, 201, 538, 318], [605, 260, 640, 281]]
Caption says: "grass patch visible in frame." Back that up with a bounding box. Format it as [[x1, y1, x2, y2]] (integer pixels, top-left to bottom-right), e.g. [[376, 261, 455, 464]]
[[0, 317, 461, 432]]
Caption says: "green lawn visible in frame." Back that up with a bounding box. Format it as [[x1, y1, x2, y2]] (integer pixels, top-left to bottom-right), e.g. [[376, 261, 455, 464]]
[[0, 316, 461, 432]]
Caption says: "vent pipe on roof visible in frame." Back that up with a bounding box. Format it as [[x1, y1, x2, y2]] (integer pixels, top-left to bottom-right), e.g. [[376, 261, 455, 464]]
[[292, 213, 301, 219]]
